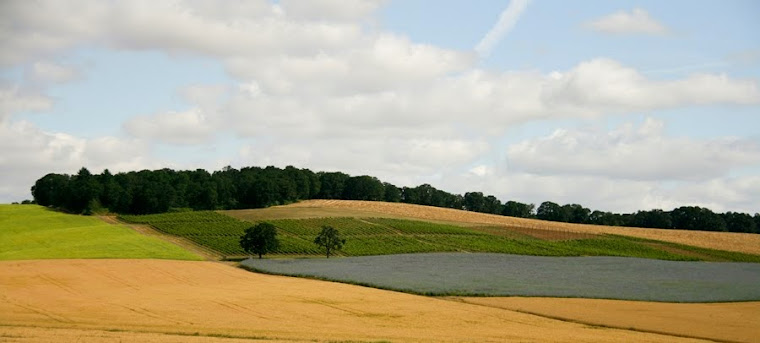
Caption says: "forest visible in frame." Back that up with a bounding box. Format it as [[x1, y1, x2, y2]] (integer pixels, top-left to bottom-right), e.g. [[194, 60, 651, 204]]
[[30, 165, 759, 234]]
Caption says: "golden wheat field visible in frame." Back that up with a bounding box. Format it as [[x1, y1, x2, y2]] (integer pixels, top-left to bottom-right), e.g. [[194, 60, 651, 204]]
[[0, 259, 724, 343], [272, 200, 760, 255], [455, 297, 760, 343]]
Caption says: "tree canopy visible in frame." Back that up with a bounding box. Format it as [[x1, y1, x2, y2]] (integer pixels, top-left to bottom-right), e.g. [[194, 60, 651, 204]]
[[30, 164, 759, 234], [314, 225, 345, 258], [239, 222, 280, 259]]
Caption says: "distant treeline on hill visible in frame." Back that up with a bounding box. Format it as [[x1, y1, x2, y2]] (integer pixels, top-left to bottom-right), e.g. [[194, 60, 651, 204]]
[[31, 166, 759, 234]]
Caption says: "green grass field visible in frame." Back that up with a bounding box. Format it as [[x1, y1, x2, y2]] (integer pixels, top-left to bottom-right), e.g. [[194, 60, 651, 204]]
[[118, 210, 760, 262], [0, 205, 202, 260]]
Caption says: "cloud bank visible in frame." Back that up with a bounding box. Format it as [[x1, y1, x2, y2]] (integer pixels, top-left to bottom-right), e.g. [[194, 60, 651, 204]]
[[0, 1, 758, 214]]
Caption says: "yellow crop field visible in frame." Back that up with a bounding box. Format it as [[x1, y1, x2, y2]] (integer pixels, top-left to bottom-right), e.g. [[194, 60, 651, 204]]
[[261, 200, 760, 255], [456, 297, 760, 343], [0, 259, 717, 343]]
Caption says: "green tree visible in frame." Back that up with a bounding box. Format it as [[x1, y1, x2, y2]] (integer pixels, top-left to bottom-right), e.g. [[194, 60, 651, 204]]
[[463, 192, 485, 212], [630, 209, 672, 229], [671, 206, 727, 231], [314, 225, 345, 258], [383, 182, 402, 202], [562, 203, 590, 224], [502, 201, 534, 218], [537, 201, 567, 222], [240, 222, 280, 259], [342, 175, 384, 201]]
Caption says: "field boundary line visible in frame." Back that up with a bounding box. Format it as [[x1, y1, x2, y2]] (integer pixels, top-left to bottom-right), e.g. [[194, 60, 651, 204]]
[[447, 298, 738, 343], [0, 323, 301, 342], [102, 216, 223, 261]]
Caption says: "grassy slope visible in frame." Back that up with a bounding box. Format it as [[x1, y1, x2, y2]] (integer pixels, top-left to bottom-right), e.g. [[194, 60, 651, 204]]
[[271, 200, 760, 255], [119, 205, 760, 262], [0, 205, 201, 260]]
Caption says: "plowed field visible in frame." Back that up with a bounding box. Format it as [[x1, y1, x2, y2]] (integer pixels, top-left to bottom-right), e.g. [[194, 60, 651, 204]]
[[270, 200, 760, 255], [0, 259, 716, 343]]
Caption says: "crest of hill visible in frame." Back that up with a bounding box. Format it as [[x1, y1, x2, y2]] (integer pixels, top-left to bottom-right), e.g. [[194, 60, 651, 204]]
[[225, 200, 760, 255]]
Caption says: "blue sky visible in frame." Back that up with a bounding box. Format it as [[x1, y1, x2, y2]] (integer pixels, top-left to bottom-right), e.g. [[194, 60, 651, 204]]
[[1, 0, 759, 213]]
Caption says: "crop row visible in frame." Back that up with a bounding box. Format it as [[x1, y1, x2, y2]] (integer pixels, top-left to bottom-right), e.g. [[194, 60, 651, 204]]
[[363, 218, 482, 235], [119, 211, 326, 256], [119, 212, 736, 261]]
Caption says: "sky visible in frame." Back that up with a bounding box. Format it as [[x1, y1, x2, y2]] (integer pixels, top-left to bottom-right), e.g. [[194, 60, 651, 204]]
[[1, 0, 759, 214]]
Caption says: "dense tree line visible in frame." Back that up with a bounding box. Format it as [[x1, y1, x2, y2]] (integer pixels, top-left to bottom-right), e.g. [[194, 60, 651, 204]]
[[31, 165, 759, 234]]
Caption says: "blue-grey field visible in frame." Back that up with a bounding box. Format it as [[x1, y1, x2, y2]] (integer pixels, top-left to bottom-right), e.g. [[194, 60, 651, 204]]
[[242, 253, 760, 302]]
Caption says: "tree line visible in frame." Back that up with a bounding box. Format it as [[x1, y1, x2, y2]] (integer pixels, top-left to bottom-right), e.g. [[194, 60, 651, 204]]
[[31, 165, 759, 234]]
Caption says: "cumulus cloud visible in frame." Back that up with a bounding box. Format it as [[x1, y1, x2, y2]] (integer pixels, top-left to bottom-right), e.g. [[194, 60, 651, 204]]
[[475, 0, 531, 57], [0, 84, 53, 121], [586, 8, 669, 35], [238, 137, 490, 186], [219, 58, 759, 145], [442, 170, 760, 214], [124, 108, 217, 145], [2, 0, 759, 213], [279, 0, 385, 22], [507, 118, 760, 181], [0, 120, 154, 201], [28, 61, 80, 83], [541, 58, 760, 115]]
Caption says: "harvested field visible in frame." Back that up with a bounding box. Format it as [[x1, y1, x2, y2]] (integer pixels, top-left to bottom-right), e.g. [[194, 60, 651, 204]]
[[279, 200, 760, 255], [0, 326, 294, 343], [456, 297, 760, 343], [0, 259, 711, 343]]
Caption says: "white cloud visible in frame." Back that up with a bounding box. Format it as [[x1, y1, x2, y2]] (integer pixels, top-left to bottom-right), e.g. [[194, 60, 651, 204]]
[[28, 61, 80, 83], [219, 58, 759, 145], [123, 108, 217, 145], [0, 84, 53, 121], [507, 118, 760, 181], [2, 1, 759, 214], [440, 168, 760, 214], [279, 0, 385, 22], [586, 8, 669, 35], [0, 120, 154, 202], [238, 137, 490, 186], [475, 0, 531, 57], [541, 59, 760, 115]]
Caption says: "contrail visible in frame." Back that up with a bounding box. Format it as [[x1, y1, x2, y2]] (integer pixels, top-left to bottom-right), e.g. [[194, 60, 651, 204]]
[[475, 0, 531, 57]]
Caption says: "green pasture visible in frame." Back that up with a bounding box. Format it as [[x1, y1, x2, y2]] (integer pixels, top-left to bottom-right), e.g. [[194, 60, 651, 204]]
[[0, 204, 201, 260], [118, 211, 760, 262]]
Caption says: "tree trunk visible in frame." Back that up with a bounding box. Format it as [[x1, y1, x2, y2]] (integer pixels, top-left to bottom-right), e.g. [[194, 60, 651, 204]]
[[258, 252, 262, 259]]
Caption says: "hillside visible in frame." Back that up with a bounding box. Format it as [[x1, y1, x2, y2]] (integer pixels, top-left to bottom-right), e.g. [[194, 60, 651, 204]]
[[3, 202, 759, 343], [0, 204, 201, 260], [112, 206, 756, 262], [259, 200, 760, 255]]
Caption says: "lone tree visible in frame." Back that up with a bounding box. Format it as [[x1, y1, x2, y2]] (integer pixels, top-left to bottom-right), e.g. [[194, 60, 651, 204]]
[[240, 222, 280, 259], [314, 225, 345, 258]]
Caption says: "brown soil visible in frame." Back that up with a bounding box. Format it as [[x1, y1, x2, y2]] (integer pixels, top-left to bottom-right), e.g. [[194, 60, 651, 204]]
[[272, 200, 760, 255], [456, 297, 760, 343], [1, 259, 711, 343]]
